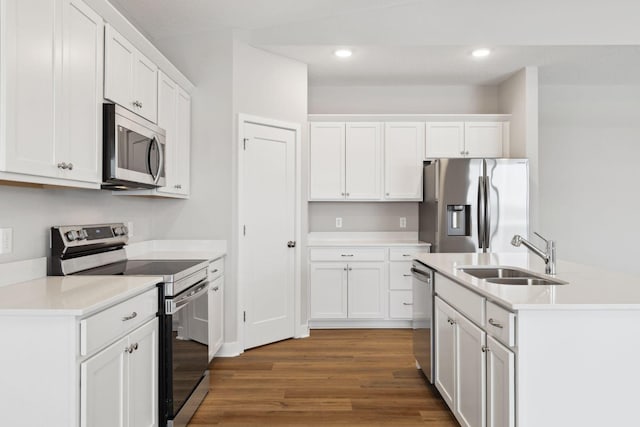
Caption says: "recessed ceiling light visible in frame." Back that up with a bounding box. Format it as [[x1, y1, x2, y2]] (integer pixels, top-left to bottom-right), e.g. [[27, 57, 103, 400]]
[[334, 49, 353, 58], [471, 48, 491, 58]]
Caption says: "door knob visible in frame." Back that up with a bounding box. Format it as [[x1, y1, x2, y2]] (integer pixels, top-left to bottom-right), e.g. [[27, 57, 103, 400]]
[[287, 241, 296, 248]]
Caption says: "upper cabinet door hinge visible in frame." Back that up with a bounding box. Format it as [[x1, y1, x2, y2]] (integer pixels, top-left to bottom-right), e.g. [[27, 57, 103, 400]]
[[243, 138, 249, 150]]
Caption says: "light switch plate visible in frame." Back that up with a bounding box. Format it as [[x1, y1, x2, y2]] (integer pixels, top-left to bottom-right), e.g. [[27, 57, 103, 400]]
[[0, 228, 13, 254], [335, 218, 343, 229], [400, 217, 407, 228]]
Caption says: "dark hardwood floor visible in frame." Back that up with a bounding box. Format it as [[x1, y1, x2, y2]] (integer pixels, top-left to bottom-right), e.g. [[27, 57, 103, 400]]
[[188, 329, 457, 426]]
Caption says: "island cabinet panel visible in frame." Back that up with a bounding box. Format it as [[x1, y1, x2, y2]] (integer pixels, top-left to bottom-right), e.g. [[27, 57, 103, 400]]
[[455, 313, 486, 427], [434, 297, 456, 408], [486, 335, 515, 427]]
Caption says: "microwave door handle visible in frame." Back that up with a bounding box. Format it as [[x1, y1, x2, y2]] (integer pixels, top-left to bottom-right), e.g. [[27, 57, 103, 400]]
[[154, 136, 164, 185], [147, 137, 157, 182]]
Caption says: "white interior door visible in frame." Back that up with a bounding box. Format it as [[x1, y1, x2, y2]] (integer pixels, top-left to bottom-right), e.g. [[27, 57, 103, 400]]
[[241, 120, 296, 349]]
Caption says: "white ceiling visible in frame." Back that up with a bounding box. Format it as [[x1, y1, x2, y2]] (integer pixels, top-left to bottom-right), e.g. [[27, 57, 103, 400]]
[[108, 0, 640, 86]]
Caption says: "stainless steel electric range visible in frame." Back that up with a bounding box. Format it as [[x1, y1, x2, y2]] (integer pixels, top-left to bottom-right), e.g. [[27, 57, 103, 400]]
[[49, 223, 211, 427]]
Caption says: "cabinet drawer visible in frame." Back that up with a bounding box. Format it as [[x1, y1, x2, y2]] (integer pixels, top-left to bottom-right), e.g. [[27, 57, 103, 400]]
[[389, 261, 412, 290], [486, 301, 516, 347], [309, 248, 386, 262], [209, 258, 224, 280], [389, 290, 413, 319], [80, 287, 158, 356], [389, 246, 430, 261], [435, 273, 485, 326]]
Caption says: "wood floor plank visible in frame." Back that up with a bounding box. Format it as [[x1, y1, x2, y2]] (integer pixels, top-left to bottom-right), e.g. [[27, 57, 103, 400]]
[[188, 329, 458, 426]]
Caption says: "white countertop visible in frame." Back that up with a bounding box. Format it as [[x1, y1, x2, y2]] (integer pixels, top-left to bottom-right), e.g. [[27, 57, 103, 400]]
[[0, 275, 160, 316], [415, 252, 640, 310], [128, 250, 225, 262], [308, 231, 430, 247]]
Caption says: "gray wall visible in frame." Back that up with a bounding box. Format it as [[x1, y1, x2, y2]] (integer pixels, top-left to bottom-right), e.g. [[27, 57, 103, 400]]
[[539, 84, 640, 275], [498, 67, 540, 232], [0, 185, 155, 263], [309, 84, 499, 114], [309, 202, 418, 232]]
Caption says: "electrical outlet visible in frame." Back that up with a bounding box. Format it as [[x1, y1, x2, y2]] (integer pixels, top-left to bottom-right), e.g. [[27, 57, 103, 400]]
[[335, 217, 343, 229], [400, 217, 407, 229], [0, 228, 13, 254], [127, 221, 134, 237]]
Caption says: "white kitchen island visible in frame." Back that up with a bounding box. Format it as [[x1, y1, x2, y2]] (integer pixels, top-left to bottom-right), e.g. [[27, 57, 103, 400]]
[[415, 252, 640, 427]]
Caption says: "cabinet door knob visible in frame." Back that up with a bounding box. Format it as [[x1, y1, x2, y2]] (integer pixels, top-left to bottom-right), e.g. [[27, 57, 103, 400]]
[[67, 163, 73, 170], [57, 162, 67, 169], [212, 286, 219, 292], [481, 345, 490, 353]]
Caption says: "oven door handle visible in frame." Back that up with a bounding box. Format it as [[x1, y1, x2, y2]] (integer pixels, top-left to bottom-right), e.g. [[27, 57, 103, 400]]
[[166, 280, 209, 315]]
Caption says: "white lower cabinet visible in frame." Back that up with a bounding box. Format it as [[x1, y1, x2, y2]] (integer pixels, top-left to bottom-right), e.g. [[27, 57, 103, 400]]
[[208, 276, 224, 360], [486, 335, 515, 427], [435, 272, 516, 427], [435, 296, 486, 427], [309, 245, 429, 325], [309, 262, 385, 319], [81, 317, 158, 427], [347, 263, 386, 319]]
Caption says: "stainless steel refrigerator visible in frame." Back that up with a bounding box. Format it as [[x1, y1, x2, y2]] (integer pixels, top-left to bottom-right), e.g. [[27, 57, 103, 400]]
[[419, 158, 529, 252]]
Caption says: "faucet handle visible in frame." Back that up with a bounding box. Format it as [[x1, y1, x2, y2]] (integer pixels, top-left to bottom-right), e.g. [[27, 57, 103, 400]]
[[534, 231, 549, 243]]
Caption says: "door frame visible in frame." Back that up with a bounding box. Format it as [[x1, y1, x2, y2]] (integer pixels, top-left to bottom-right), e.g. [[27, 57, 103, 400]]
[[237, 114, 304, 351]]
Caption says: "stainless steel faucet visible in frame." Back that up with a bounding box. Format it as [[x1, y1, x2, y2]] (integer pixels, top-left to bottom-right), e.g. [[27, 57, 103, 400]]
[[511, 232, 557, 275]]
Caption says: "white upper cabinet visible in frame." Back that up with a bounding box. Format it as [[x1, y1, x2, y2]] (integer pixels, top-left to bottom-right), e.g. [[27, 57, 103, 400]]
[[174, 87, 191, 195], [426, 121, 507, 159], [464, 122, 505, 158], [308, 122, 382, 201], [59, 0, 103, 183], [425, 122, 465, 158], [156, 71, 190, 197], [0, 0, 102, 187], [384, 122, 425, 201], [104, 24, 158, 123], [345, 122, 382, 200], [309, 122, 346, 200]]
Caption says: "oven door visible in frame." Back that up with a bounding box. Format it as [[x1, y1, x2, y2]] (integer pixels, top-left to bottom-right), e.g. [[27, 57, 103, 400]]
[[163, 279, 210, 425]]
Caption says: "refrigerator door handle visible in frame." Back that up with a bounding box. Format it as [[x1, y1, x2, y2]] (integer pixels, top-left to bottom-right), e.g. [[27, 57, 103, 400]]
[[477, 176, 485, 249], [484, 175, 491, 250]]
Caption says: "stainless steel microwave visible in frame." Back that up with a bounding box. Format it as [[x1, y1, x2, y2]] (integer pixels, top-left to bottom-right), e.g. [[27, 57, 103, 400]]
[[102, 104, 166, 189]]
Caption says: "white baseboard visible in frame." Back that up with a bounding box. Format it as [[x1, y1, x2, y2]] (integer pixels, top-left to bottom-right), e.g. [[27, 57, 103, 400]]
[[296, 323, 310, 338], [309, 319, 412, 329], [215, 341, 243, 357]]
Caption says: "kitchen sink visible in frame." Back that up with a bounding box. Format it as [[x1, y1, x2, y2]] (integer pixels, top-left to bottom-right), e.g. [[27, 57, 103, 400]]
[[457, 266, 567, 285], [484, 277, 566, 286]]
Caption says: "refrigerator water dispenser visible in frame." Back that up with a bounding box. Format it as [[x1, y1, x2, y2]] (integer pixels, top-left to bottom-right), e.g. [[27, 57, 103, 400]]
[[447, 205, 470, 236]]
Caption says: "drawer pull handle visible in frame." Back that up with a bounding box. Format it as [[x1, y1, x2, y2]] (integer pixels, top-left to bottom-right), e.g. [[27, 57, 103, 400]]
[[122, 312, 137, 321], [402, 302, 413, 306], [488, 318, 504, 329], [212, 286, 219, 291], [402, 254, 412, 257], [341, 254, 354, 257], [210, 269, 219, 274], [403, 274, 412, 277], [481, 345, 490, 353]]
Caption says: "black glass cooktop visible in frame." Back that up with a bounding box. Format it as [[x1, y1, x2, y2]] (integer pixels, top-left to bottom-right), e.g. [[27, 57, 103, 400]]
[[76, 259, 206, 278]]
